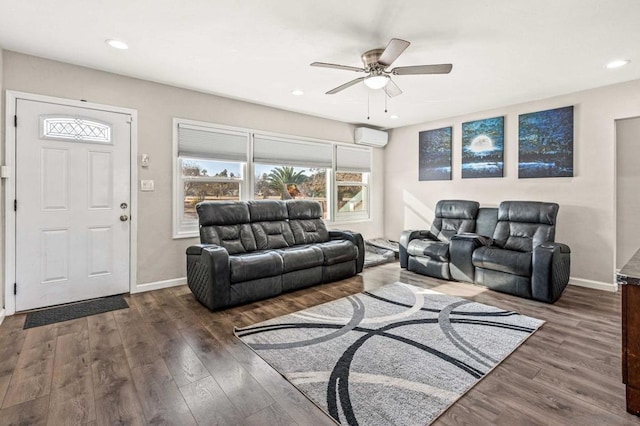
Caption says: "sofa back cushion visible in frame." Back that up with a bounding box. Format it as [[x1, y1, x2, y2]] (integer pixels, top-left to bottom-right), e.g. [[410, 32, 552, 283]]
[[248, 200, 295, 249], [286, 200, 329, 245], [197, 201, 257, 254], [493, 201, 558, 252], [476, 207, 498, 238], [431, 200, 480, 242]]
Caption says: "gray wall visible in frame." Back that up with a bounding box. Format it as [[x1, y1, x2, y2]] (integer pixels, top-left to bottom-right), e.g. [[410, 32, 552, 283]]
[[1, 51, 384, 293], [616, 116, 640, 269], [385, 79, 640, 288]]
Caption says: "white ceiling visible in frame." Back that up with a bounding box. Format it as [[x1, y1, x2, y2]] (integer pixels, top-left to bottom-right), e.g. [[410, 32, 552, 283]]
[[0, 0, 639, 129]]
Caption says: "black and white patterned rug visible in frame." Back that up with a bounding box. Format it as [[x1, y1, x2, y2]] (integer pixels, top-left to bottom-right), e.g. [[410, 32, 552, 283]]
[[236, 282, 543, 425]]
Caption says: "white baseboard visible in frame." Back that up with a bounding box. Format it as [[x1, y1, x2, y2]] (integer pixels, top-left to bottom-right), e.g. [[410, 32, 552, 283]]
[[569, 277, 617, 292], [132, 277, 187, 294], [0, 308, 5, 325]]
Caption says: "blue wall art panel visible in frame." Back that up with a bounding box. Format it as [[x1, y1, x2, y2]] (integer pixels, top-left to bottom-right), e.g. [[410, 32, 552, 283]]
[[518, 106, 574, 178], [461, 116, 504, 178], [419, 127, 452, 181]]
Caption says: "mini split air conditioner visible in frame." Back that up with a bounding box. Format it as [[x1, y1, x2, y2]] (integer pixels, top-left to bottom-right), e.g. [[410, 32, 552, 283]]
[[354, 127, 388, 148]]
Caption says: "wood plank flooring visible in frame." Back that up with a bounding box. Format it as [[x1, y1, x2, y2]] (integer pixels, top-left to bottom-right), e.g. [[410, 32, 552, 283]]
[[1, 262, 639, 425]]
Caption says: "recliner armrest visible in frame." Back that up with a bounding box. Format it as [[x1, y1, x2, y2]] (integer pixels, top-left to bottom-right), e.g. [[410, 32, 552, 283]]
[[329, 230, 365, 273], [532, 242, 571, 303], [449, 233, 492, 283], [399, 229, 435, 268], [450, 233, 493, 246], [185, 244, 231, 310]]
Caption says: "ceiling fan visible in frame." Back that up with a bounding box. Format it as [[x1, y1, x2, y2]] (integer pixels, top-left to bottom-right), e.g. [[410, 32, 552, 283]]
[[311, 38, 452, 98]]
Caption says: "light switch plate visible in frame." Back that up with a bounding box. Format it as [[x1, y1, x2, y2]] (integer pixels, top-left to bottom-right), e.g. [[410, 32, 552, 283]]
[[140, 179, 155, 191], [141, 153, 150, 167], [0, 165, 9, 179]]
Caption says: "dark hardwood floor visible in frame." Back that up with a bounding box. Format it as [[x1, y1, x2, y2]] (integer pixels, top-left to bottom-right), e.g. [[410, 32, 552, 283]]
[[1, 262, 639, 425]]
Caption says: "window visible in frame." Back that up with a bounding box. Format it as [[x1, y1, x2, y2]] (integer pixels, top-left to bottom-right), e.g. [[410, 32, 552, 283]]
[[254, 164, 330, 219], [173, 120, 373, 238], [173, 121, 248, 237], [335, 145, 371, 220], [181, 158, 243, 221]]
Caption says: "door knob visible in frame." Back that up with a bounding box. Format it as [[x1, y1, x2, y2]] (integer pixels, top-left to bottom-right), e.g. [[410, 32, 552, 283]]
[[120, 215, 129, 222]]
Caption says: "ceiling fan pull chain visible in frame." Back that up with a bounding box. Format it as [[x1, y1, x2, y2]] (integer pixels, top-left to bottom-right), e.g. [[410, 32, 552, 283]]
[[367, 93, 370, 120], [385, 93, 388, 113]]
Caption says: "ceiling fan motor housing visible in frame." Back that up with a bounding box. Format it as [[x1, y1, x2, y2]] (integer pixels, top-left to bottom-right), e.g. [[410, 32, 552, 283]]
[[361, 49, 385, 71]]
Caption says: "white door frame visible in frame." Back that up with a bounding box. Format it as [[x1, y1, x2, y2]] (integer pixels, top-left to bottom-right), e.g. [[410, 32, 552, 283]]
[[3, 91, 138, 315]]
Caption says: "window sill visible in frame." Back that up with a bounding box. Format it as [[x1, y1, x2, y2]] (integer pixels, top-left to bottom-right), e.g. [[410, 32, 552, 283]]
[[325, 217, 373, 226]]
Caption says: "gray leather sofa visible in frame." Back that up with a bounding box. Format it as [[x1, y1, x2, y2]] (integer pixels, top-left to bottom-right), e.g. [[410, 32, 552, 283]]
[[186, 199, 364, 310], [401, 200, 571, 303]]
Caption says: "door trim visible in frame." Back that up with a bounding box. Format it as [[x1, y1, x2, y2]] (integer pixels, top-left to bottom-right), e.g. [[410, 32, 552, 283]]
[[3, 91, 138, 315]]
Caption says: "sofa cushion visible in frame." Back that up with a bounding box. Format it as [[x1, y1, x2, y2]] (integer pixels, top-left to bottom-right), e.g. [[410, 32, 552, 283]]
[[197, 201, 250, 226], [286, 200, 329, 244], [318, 240, 358, 266], [200, 224, 257, 254], [229, 251, 284, 283], [248, 200, 289, 221], [407, 239, 450, 262], [289, 219, 329, 245], [430, 200, 479, 242], [276, 245, 324, 273], [472, 246, 532, 277], [493, 201, 558, 251], [251, 221, 295, 249]]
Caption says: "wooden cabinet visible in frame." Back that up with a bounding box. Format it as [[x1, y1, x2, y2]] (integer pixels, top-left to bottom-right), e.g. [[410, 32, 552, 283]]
[[622, 284, 640, 415]]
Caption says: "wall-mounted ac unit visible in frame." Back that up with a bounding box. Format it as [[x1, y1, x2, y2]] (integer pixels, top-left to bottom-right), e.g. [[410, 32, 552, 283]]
[[354, 127, 388, 148]]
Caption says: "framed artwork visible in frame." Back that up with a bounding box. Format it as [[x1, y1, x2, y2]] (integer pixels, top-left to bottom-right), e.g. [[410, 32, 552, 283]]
[[518, 106, 574, 178], [461, 116, 504, 178], [419, 127, 452, 181]]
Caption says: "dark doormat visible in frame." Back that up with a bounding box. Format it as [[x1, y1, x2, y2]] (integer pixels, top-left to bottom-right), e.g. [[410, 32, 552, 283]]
[[23, 294, 129, 329]]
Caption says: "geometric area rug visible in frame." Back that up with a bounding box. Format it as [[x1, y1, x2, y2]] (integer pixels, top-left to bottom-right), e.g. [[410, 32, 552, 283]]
[[235, 282, 544, 425]]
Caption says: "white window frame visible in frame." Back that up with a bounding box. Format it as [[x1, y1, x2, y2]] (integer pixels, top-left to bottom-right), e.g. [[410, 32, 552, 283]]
[[172, 119, 373, 239], [334, 171, 370, 222], [172, 118, 249, 238]]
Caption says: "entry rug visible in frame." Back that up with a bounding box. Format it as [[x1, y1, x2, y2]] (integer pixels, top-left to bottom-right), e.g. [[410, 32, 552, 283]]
[[24, 294, 129, 329], [236, 282, 543, 425]]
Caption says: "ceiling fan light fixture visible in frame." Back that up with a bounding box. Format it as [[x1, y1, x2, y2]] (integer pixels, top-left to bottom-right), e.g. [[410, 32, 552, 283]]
[[364, 74, 390, 90]]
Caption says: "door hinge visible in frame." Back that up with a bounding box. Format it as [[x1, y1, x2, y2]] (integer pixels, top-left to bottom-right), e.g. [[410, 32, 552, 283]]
[[14, 199, 17, 211], [14, 115, 17, 127], [14, 283, 17, 295]]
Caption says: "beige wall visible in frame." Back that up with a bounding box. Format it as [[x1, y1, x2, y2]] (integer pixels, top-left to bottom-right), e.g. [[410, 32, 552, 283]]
[[1, 51, 384, 292], [616, 116, 640, 269], [0, 48, 4, 314], [385, 78, 640, 287]]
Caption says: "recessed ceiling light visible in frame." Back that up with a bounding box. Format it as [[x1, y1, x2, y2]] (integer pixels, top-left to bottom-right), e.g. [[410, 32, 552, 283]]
[[106, 39, 128, 50], [291, 89, 304, 96], [606, 59, 630, 69], [390, 114, 399, 120]]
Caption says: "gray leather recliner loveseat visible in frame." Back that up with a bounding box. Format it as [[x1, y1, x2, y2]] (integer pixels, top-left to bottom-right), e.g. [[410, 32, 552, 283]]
[[401, 200, 571, 303], [186, 199, 364, 310]]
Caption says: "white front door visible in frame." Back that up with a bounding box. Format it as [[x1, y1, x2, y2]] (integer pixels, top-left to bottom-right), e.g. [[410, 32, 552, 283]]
[[15, 99, 131, 311]]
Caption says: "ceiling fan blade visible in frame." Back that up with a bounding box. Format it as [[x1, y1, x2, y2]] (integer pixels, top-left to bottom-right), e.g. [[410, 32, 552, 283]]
[[377, 38, 411, 67], [311, 62, 365, 72], [392, 64, 453, 75], [384, 79, 403, 98], [326, 77, 365, 94]]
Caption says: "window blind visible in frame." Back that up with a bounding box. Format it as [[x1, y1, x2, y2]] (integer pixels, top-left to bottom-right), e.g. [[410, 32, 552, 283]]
[[336, 145, 371, 173], [177, 123, 248, 162], [253, 135, 332, 168]]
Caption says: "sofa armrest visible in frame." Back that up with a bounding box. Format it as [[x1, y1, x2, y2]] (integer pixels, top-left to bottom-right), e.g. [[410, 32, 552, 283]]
[[186, 244, 231, 311], [399, 230, 435, 268], [532, 242, 571, 303], [449, 233, 491, 283], [329, 230, 365, 273]]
